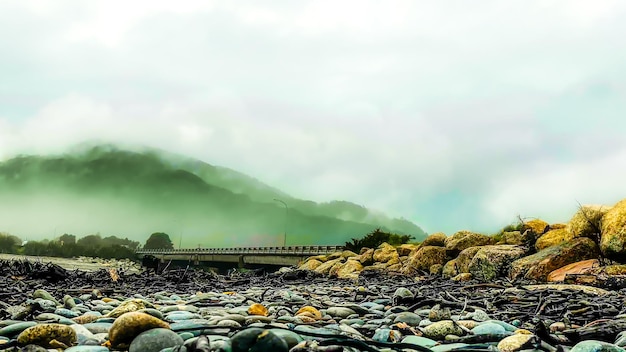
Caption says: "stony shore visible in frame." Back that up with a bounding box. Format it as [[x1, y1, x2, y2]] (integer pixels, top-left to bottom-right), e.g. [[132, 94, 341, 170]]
[[2, 257, 626, 352]]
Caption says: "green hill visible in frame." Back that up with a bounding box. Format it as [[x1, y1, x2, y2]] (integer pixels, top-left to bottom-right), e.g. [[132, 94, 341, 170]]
[[0, 145, 426, 246]]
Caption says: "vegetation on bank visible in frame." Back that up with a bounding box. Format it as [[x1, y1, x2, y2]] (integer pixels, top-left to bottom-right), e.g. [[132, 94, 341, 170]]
[[0, 232, 140, 260], [344, 228, 414, 252]]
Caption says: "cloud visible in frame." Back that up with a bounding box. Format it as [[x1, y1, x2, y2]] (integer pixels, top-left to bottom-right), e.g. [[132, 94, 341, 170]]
[[1, 1, 626, 235]]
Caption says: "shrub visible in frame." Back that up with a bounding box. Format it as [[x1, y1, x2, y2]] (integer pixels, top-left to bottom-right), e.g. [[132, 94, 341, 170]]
[[345, 228, 413, 252]]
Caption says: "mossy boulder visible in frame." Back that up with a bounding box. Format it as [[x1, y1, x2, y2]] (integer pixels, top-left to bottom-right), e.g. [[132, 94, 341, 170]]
[[336, 259, 363, 280], [373, 243, 399, 263], [445, 231, 493, 254], [359, 248, 375, 266], [421, 232, 447, 247], [509, 237, 599, 281], [397, 244, 419, 256], [468, 245, 526, 281], [299, 259, 322, 271], [600, 199, 626, 261], [522, 219, 550, 236], [402, 246, 448, 274], [535, 228, 574, 251], [442, 259, 459, 278], [314, 258, 343, 275], [499, 231, 523, 245], [456, 246, 483, 273], [570, 205, 610, 239]]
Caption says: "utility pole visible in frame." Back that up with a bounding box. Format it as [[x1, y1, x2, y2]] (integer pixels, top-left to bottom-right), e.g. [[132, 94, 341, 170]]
[[273, 198, 288, 247]]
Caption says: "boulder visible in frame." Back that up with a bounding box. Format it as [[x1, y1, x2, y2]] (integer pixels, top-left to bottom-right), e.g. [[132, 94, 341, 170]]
[[550, 223, 568, 230], [535, 228, 574, 251], [452, 273, 472, 281], [500, 231, 523, 245], [341, 250, 359, 259], [402, 246, 448, 274], [442, 259, 459, 278], [430, 264, 444, 275], [522, 219, 550, 236], [359, 247, 371, 255], [509, 237, 599, 281], [306, 255, 328, 263], [397, 244, 419, 256], [326, 251, 343, 260], [600, 199, 626, 261], [456, 246, 483, 273], [421, 232, 447, 247], [336, 259, 363, 279], [570, 205, 610, 238], [299, 259, 322, 271], [468, 245, 527, 281], [547, 259, 599, 282], [373, 243, 399, 263], [387, 263, 403, 272], [586, 264, 626, 276], [445, 231, 493, 254], [359, 248, 375, 266], [314, 258, 343, 275]]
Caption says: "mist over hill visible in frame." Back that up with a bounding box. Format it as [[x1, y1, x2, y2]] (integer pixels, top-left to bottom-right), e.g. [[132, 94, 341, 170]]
[[0, 144, 426, 247]]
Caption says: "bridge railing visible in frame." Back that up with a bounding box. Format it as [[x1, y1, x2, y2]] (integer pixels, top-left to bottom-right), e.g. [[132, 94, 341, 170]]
[[136, 245, 344, 256]]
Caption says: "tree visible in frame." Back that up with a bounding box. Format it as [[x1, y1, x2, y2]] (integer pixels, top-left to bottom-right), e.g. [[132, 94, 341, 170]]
[[144, 232, 174, 249], [59, 233, 76, 245], [0, 232, 21, 254], [345, 228, 414, 252]]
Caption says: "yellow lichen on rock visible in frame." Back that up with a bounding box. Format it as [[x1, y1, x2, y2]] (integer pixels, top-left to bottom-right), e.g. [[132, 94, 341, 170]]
[[535, 228, 573, 251], [522, 219, 550, 236], [421, 232, 447, 247], [108, 312, 170, 348], [600, 199, 626, 261], [299, 259, 322, 271], [570, 204, 610, 238], [248, 303, 269, 316], [336, 259, 363, 279], [296, 306, 322, 320], [17, 324, 77, 348]]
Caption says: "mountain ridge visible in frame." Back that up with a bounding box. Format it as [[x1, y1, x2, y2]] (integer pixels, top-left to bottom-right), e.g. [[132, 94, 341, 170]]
[[0, 144, 427, 246]]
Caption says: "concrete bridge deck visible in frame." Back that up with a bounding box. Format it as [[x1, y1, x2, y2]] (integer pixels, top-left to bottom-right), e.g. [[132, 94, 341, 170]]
[[136, 245, 345, 267]]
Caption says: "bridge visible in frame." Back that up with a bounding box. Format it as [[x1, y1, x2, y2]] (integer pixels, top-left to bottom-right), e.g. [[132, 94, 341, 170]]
[[135, 245, 345, 270]]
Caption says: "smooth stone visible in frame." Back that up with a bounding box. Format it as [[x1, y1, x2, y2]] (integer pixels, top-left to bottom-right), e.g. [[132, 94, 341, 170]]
[[340, 319, 365, 326], [33, 289, 59, 305], [326, 307, 357, 319], [472, 322, 506, 335], [483, 320, 519, 332], [165, 312, 201, 322], [17, 323, 77, 348], [393, 312, 422, 326], [82, 323, 112, 334], [294, 325, 337, 336], [63, 295, 77, 309], [138, 308, 164, 320], [401, 335, 438, 347], [69, 324, 94, 344], [432, 343, 471, 352], [373, 328, 402, 342], [497, 334, 535, 352], [571, 340, 626, 352], [35, 313, 76, 325], [161, 305, 199, 313], [16, 345, 48, 352], [108, 312, 169, 348], [393, 287, 414, 300], [169, 320, 214, 332], [178, 332, 195, 341], [65, 346, 110, 352], [617, 332, 626, 347], [227, 307, 249, 315], [231, 328, 288, 352], [55, 308, 80, 318], [0, 322, 38, 338], [129, 328, 184, 352], [269, 329, 304, 349], [94, 318, 116, 324], [422, 320, 463, 340]]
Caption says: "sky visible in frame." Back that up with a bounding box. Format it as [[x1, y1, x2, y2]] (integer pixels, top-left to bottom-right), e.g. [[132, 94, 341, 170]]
[[1, 0, 626, 235]]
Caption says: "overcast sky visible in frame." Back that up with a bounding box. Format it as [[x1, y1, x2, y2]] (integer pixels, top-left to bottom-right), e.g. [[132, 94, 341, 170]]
[[1, 0, 625, 235]]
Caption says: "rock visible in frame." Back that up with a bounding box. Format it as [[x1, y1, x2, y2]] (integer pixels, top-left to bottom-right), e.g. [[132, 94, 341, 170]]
[[570, 205, 610, 238], [295, 306, 322, 320], [421, 232, 448, 247], [522, 219, 550, 236], [17, 323, 77, 348], [402, 246, 447, 273], [456, 246, 483, 273], [429, 304, 451, 322], [601, 199, 626, 261], [442, 259, 459, 278], [299, 259, 322, 271], [373, 243, 399, 263], [509, 237, 600, 281], [421, 320, 463, 340], [0, 321, 38, 338], [536, 228, 574, 251], [108, 311, 170, 348], [445, 231, 493, 254], [65, 346, 110, 352], [397, 244, 419, 256], [587, 264, 626, 276], [341, 250, 358, 258], [393, 287, 414, 301], [500, 231, 523, 245], [497, 333, 535, 352], [472, 322, 506, 335], [336, 259, 363, 279], [359, 248, 375, 266], [451, 273, 472, 281], [468, 245, 526, 281], [32, 289, 59, 306], [128, 328, 184, 352], [394, 312, 422, 326], [326, 307, 356, 319], [106, 299, 152, 318], [313, 258, 343, 275], [547, 259, 600, 282], [306, 255, 328, 263], [248, 303, 268, 316], [401, 335, 438, 347], [571, 340, 626, 352], [231, 328, 288, 352], [430, 264, 444, 275]]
